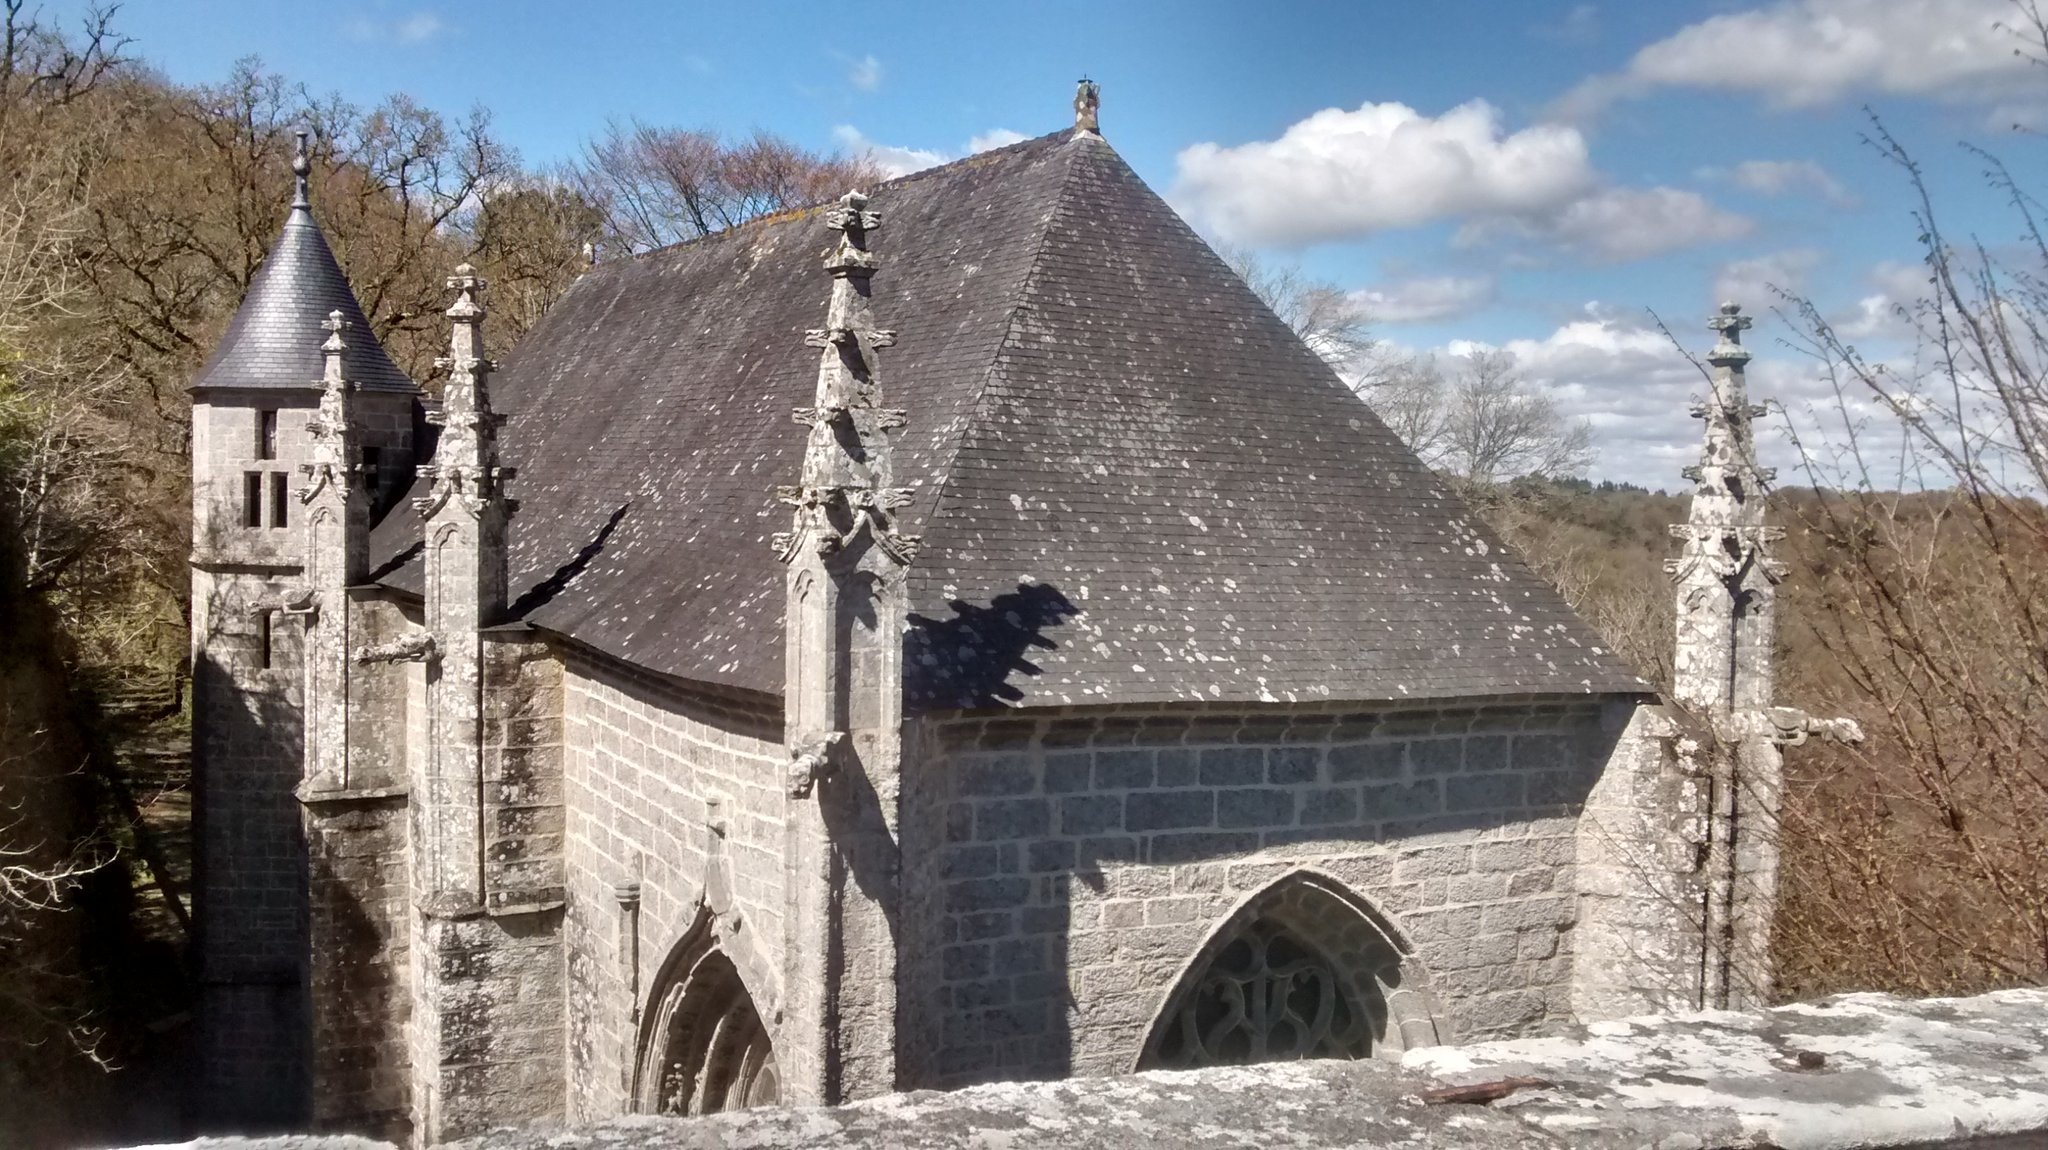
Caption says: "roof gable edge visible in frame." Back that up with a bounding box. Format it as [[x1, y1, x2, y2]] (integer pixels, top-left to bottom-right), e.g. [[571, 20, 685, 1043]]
[[900, 136, 1082, 557]]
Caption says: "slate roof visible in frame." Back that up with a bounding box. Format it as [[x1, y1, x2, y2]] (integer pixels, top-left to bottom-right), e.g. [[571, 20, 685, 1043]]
[[191, 202, 416, 394], [370, 128, 1646, 707]]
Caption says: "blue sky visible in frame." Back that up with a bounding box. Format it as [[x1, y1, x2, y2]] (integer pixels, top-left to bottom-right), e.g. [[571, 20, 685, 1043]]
[[69, 0, 2048, 487]]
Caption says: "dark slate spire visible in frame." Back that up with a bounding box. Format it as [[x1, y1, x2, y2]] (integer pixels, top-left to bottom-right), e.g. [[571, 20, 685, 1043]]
[[189, 132, 416, 394]]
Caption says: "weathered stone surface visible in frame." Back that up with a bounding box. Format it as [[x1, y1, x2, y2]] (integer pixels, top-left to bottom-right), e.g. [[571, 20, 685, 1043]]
[[149, 988, 2043, 1150]]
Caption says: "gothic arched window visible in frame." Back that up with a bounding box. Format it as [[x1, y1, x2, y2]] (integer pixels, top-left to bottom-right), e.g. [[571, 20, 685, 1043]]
[[634, 928, 781, 1116], [1138, 871, 1442, 1071]]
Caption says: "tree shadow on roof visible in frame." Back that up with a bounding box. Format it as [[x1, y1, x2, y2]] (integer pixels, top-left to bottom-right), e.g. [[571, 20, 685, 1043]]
[[905, 581, 1080, 709], [365, 538, 423, 585], [508, 502, 629, 620]]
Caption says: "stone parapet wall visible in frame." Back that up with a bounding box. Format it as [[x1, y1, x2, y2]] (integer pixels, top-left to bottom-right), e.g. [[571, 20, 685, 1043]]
[[558, 652, 786, 1120], [899, 695, 1639, 1089], [174, 988, 2041, 1150]]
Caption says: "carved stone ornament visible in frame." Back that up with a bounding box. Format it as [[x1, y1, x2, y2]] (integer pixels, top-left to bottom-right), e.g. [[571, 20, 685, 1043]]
[[773, 190, 921, 566], [1664, 525, 1788, 587], [1761, 707, 1865, 747], [416, 264, 513, 522], [300, 310, 358, 506], [784, 731, 844, 799], [354, 629, 437, 665]]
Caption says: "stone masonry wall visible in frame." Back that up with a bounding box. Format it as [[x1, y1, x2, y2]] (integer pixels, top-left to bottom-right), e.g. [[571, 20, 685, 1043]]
[[1572, 703, 1702, 1019], [559, 651, 787, 1121], [191, 563, 312, 1129], [403, 631, 568, 1141], [303, 791, 411, 1139], [898, 695, 1636, 1090], [191, 392, 413, 569], [301, 598, 416, 1140]]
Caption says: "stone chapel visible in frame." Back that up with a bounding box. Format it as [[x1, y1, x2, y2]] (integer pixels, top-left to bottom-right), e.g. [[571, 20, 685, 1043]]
[[186, 86, 1854, 1144]]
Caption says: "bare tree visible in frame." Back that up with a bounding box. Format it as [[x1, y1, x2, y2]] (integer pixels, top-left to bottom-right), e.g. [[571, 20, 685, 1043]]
[[1220, 244, 1375, 366], [568, 120, 884, 254], [1351, 349, 1449, 461], [1349, 346, 1592, 484], [467, 180, 606, 338], [1438, 348, 1595, 484], [1766, 105, 2048, 999]]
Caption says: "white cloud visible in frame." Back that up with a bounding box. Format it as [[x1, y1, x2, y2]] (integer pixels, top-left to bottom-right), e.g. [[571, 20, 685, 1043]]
[[1558, 0, 2027, 115], [833, 126, 1028, 179], [1702, 159, 1857, 207], [1532, 3, 1600, 44], [348, 10, 444, 45], [848, 54, 884, 92], [1481, 306, 1813, 486], [1713, 248, 1823, 307], [1172, 99, 1745, 262], [968, 129, 1028, 153], [1350, 275, 1496, 325], [1535, 186, 1753, 262], [832, 126, 944, 178], [395, 13, 442, 42], [1836, 259, 1931, 340], [1173, 100, 1596, 246]]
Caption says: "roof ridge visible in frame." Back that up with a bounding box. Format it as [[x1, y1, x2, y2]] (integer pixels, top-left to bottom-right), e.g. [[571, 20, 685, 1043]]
[[612, 129, 1077, 267], [902, 134, 1087, 573]]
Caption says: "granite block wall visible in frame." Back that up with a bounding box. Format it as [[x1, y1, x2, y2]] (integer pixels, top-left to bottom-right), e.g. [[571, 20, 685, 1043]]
[[559, 653, 788, 1120], [191, 564, 312, 1129], [899, 695, 1635, 1090]]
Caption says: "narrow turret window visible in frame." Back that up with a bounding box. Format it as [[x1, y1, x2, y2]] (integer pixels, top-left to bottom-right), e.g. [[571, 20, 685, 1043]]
[[270, 472, 289, 528], [258, 610, 274, 670], [257, 409, 278, 460], [242, 472, 263, 528], [361, 445, 381, 491]]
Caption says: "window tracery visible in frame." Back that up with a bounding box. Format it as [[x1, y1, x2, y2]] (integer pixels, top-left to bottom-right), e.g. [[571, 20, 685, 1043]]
[[1138, 872, 1441, 1072], [637, 943, 780, 1115]]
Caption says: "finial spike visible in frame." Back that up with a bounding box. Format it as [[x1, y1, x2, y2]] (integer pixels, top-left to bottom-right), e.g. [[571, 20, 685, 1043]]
[[1074, 78, 1101, 135], [321, 308, 347, 354], [292, 130, 312, 210], [1707, 300, 1752, 366]]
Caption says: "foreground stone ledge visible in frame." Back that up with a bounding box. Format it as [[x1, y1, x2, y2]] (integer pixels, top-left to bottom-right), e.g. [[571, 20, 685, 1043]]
[[145, 988, 2048, 1150]]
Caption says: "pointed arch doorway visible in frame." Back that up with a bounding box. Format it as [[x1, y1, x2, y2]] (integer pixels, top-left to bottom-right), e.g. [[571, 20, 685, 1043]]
[[1137, 870, 1445, 1071], [633, 917, 782, 1116]]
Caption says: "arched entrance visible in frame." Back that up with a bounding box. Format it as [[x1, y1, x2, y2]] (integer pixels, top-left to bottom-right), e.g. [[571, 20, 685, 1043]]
[[633, 920, 781, 1115], [1137, 870, 1443, 1070]]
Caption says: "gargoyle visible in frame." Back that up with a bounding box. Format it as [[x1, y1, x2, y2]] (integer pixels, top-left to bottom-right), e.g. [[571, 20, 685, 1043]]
[[785, 731, 844, 799], [355, 629, 437, 665]]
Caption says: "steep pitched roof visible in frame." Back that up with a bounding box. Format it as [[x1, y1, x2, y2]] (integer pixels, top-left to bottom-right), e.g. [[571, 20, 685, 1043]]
[[372, 129, 1645, 706], [191, 202, 416, 394]]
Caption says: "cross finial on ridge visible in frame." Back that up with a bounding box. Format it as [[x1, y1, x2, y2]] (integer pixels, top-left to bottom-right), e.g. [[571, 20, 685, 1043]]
[[1707, 300, 1751, 340], [1075, 77, 1101, 134]]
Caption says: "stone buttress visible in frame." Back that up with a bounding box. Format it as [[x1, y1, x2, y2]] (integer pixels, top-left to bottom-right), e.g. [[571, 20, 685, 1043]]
[[292, 309, 413, 1139], [1664, 303, 1860, 1009], [773, 191, 919, 1104], [1574, 303, 1863, 1018], [373, 265, 567, 1142]]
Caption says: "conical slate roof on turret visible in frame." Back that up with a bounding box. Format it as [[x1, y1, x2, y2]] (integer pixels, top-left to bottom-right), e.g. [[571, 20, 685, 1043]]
[[191, 196, 415, 394], [370, 127, 1646, 707]]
